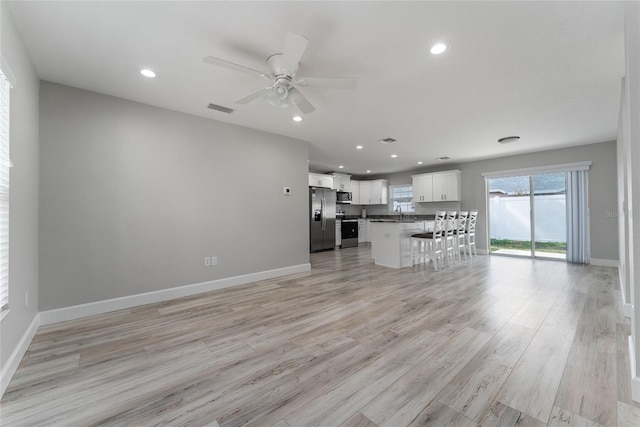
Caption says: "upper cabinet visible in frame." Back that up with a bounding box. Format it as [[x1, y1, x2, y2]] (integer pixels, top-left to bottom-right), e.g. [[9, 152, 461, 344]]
[[351, 179, 388, 205], [331, 173, 351, 191], [369, 180, 388, 204], [433, 170, 461, 201], [351, 180, 361, 204], [309, 173, 334, 189], [412, 174, 433, 202], [411, 170, 461, 202]]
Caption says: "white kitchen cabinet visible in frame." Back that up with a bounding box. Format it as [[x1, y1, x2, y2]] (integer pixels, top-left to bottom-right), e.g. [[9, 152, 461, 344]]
[[336, 220, 342, 247], [369, 180, 388, 205], [358, 219, 366, 243], [432, 170, 461, 201], [359, 181, 371, 204], [353, 179, 388, 205], [308, 173, 333, 189], [331, 173, 351, 191], [351, 180, 360, 204], [411, 170, 461, 202], [365, 219, 373, 243], [411, 174, 433, 202]]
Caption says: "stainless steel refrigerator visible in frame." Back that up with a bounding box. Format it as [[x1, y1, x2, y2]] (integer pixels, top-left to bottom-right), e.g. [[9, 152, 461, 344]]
[[309, 187, 336, 252]]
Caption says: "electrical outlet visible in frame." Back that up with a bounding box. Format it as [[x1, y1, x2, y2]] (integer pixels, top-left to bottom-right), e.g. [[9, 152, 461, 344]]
[[211, 256, 217, 266], [204, 257, 211, 267]]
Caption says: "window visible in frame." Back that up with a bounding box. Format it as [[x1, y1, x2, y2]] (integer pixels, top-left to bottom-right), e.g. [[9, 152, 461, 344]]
[[0, 67, 9, 312], [390, 185, 414, 213]]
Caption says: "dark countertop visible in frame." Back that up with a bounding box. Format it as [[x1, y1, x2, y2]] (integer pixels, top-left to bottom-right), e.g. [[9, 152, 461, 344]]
[[336, 214, 436, 221]]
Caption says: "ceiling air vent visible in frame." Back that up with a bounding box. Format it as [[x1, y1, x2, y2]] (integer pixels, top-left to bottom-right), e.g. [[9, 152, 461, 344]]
[[498, 136, 520, 144], [437, 156, 451, 161], [207, 103, 234, 114], [379, 137, 397, 144]]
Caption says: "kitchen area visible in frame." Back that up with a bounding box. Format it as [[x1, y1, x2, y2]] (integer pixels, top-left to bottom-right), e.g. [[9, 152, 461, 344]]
[[309, 170, 462, 268]]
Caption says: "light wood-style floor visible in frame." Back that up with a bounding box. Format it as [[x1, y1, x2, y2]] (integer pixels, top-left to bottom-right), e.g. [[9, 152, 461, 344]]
[[2, 246, 639, 426]]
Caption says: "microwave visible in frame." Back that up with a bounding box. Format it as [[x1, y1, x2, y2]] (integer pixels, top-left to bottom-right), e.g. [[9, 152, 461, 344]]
[[336, 191, 352, 204]]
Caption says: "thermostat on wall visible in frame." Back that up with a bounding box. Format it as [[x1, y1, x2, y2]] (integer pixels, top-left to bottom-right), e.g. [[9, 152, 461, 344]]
[[283, 187, 292, 195]]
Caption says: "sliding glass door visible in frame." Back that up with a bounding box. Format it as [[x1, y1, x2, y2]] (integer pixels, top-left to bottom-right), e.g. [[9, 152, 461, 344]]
[[533, 173, 567, 259], [488, 172, 567, 260], [488, 175, 532, 256]]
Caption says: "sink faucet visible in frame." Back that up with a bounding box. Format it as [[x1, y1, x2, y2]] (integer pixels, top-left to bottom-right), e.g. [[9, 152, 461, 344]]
[[395, 205, 403, 219]]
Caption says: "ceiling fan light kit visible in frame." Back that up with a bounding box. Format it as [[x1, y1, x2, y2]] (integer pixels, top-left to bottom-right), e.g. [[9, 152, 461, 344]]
[[203, 30, 356, 115]]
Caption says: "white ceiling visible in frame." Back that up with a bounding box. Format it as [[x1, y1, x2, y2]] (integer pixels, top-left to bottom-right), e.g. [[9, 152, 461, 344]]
[[6, 1, 625, 176]]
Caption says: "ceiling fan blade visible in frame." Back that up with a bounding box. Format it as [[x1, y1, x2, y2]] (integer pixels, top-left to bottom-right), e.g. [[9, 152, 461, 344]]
[[203, 56, 271, 79], [234, 87, 272, 104], [288, 87, 315, 114], [281, 31, 308, 75], [296, 76, 357, 90]]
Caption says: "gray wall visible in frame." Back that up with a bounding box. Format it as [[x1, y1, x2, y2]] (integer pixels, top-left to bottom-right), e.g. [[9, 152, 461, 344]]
[[459, 141, 617, 260], [0, 3, 40, 372], [39, 82, 309, 311], [352, 141, 618, 260]]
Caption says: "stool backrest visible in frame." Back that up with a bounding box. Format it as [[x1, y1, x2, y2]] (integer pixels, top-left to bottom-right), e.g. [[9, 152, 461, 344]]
[[444, 211, 457, 237], [457, 211, 468, 234], [433, 211, 446, 238], [467, 210, 478, 233]]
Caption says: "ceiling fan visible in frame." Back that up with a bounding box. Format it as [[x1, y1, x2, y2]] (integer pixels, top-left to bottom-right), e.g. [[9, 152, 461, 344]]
[[203, 31, 356, 114]]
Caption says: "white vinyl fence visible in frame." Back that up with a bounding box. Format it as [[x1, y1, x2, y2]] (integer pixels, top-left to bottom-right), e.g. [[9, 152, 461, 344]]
[[489, 194, 566, 242]]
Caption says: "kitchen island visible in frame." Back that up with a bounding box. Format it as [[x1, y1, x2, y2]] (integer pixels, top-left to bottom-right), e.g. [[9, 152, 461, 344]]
[[370, 220, 432, 268]]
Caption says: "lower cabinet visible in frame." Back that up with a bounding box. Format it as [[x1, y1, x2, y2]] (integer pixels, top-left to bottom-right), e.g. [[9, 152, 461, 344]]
[[336, 220, 341, 247], [358, 219, 366, 243]]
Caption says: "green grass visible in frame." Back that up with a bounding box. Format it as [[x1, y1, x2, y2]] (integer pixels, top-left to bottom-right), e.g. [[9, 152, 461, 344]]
[[490, 239, 566, 254]]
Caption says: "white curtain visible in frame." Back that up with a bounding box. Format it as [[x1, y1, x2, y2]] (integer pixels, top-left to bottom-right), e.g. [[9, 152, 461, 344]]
[[566, 170, 590, 264]]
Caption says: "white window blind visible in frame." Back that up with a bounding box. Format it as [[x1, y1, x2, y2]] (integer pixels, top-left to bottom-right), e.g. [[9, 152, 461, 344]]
[[0, 68, 9, 312], [390, 185, 415, 213]]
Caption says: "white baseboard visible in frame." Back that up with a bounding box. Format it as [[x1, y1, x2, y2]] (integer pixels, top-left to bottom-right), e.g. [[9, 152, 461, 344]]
[[590, 258, 619, 267], [629, 335, 640, 402], [619, 272, 633, 318], [1, 313, 40, 398], [40, 263, 311, 326]]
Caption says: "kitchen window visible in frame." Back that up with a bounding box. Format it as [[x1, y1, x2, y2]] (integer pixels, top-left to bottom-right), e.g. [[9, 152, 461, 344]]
[[390, 185, 414, 213], [0, 66, 10, 313]]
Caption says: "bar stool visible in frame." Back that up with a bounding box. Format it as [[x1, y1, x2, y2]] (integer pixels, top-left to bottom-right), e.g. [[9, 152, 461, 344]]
[[465, 210, 478, 257], [411, 211, 445, 271], [454, 211, 468, 262], [442, 211, 457, 266]]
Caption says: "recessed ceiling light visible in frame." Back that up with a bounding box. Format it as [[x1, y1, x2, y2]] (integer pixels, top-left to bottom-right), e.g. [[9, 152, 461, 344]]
[[417, 161, 423, 165], [356, 145, 363, 150], [293, 115, 303, 122], [338, 165, 344, 169], [390, 154, 398, 158], [430, 42, 450, 55], [366, 170, 372, 173], [140, 69, 156, 78], [498, 136, 520, 144]]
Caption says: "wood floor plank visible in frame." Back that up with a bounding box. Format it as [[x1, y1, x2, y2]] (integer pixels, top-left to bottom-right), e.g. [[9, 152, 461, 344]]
[[494, 323, 576, 423], [0, 247, 625, 426], [359, 327, 491, 427], [479, 401, 546, 427], [436, 322, 537, 422], [340, 412, 378, 427], [554, 325, 616, 426], [547, 406, 603, 427], [407, 400, 477, 427]]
